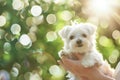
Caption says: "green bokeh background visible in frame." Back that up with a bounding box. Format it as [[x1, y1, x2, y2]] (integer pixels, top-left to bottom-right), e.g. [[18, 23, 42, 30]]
[[0, 0, 120, 80]]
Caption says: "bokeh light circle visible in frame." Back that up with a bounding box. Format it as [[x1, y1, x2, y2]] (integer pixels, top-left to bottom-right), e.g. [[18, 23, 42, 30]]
[[46, 31, 57, 41], [11, 67, 19, 77], [19, 34, 32, 46], [46, 14, 56, 24], [49, 65, 63, 77], [0, 70, 10, 80], [109, 49, 119, 64], [0, 15, 6, 27], [31, 5, 42, 16], [11, 24, 21, 35], [0, 29, 5, 39], [61, 10, 72, 21], [4, 42, 11, 53], [12, 0, 24, 10], [112, 30, 120, 40]]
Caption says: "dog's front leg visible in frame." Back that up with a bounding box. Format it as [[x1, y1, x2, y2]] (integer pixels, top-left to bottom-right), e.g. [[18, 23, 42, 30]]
[[81, 53, 97, 68], [58, 50, 68, 58]]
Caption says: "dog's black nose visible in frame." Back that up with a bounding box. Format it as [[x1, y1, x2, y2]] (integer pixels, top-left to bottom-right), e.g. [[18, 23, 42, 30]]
[[76, 39, 82, 44]]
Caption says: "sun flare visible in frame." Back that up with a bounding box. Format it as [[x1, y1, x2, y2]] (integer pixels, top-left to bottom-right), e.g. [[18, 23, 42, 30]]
[[88, 0, 117, 16]]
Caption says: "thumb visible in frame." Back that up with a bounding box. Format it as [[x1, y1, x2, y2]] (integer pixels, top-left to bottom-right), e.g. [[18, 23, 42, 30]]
[[62, 56, 76, 65], [61, 56, 82, 71], [61, 56, 87, 78]]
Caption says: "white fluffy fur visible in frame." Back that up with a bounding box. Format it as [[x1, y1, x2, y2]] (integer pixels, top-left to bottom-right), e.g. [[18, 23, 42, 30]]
[[58, 23, 113, 80]]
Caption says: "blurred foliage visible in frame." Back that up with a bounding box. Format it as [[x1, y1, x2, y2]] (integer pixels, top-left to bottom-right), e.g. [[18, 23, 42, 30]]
[[0, 0, 120, 80]]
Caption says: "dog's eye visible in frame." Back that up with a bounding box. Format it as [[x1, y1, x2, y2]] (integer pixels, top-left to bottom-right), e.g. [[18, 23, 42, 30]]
[[70, 35, 74, 40], [82, 34, 87, 37]]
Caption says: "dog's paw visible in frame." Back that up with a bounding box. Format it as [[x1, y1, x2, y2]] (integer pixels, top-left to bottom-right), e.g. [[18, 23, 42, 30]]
[[66, 72, 76, 80], [81, 59, 96, 68], [58, 50, 67, 58]]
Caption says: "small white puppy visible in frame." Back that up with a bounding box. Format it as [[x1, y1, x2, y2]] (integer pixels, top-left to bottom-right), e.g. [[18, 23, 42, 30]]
[[58, 23, 113, 80]]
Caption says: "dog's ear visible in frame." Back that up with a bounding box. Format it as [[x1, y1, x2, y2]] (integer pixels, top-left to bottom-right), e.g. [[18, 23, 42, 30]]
[[83, 23, 97, 35], [58, 26, 72, 39]]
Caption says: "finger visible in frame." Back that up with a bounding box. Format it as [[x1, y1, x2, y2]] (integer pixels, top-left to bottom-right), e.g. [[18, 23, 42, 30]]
[[61, 58, 87, 77], [80, 77, 89, 80], [57, 60, 69, 70], [58, 59, 77, 73], [61, 56, 75, 66], [60, 56, 75, 70], [60, 57, 90, 78], [61, 57, 82, 71]]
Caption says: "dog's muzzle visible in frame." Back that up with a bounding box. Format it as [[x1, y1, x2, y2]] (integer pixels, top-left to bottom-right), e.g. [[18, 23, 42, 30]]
[[76, 39, 83, 47]]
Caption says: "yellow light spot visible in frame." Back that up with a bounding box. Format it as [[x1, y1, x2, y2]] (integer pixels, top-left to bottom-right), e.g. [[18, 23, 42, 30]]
[[99, 36, 113, 47], [33, 15, 44, 25], [112, 30, 120, 40], [26, 17, 33, 26], [29, 73, 42, 80], [46, 31, 57, 41], [109, 49, 119, 64], [29, 26, 38, 33], [28, 32, 37, 42], [26, 16, 43, 26], [36, 54, 48, 64], [61, 10, 72, 21], [119, 39, 120, 45], [49, 65, 63, 77]]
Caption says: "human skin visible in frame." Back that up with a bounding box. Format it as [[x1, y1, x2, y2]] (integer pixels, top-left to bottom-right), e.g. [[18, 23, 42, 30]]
[[58, 53, 115, 80]]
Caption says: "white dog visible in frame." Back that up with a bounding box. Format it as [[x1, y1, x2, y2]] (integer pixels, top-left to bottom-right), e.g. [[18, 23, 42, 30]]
[[58, 23, 114, 80]]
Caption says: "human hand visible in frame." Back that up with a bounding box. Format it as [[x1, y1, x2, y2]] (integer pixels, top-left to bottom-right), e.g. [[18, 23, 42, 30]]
[[58, 53, 115, 80]]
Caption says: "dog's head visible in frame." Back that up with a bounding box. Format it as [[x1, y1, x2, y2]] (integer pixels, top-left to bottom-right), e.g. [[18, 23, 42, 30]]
[[59, 23, 97, 53]]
